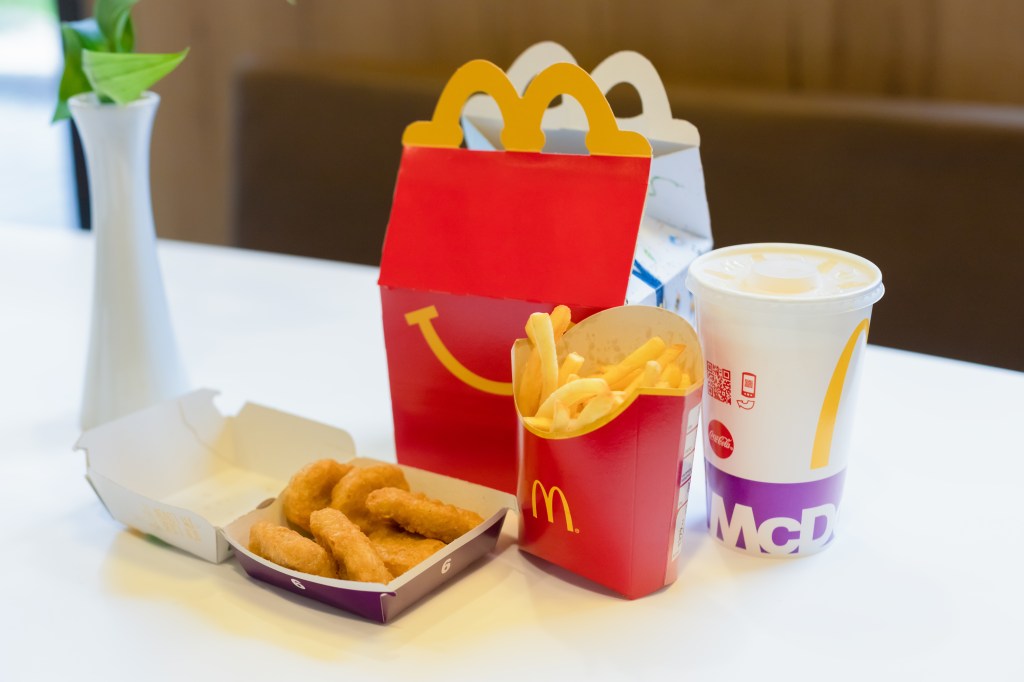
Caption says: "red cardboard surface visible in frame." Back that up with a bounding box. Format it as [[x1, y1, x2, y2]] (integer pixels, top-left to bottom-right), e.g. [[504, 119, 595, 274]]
[[379, 146, 651, 308], [517, 390, 701, 599], [379, 145, 650, 493]]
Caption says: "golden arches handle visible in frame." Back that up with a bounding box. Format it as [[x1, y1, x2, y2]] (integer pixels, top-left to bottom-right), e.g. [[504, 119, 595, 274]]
[[513, 62, 650, 156], [402, 59, 651, 157], [403, 61, 520, 151], [810, 319, 870, 470], [405, 306, 514, 397]]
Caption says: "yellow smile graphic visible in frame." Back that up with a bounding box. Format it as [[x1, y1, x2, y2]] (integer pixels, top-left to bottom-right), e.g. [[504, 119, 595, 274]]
[[405, 306, 515, 396]]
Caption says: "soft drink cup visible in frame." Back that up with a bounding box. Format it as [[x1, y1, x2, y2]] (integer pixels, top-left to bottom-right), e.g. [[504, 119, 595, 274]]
[[686, 243, 883, 556]]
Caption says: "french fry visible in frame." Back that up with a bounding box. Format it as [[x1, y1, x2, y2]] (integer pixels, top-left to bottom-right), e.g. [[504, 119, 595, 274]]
[[623, 360, 661, 397], [517, 351, 543, 416], [642, 360, 661, 386], [659, 363, 682, 389], [515, 307, 573, 419], [527, 313, 559, 410], [550, 305, 572, 340], [551, 400, 572, 432], [601, 337, 666, 388], [517, 307, 695, 435], [535, 377, 610, 420], [558, 352, 585, 386], [575, 392, 618, 429], [609, 366, 642, 391], [655, 360, 679, 387], [654, 344, 685, 371], [523, 416, 552, 431]]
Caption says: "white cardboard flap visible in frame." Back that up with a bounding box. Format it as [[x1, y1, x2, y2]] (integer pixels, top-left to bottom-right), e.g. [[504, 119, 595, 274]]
[[76, 389, 357, 563], [230, 401, 355, 481], [588, 50, 700, 149], [77, 389, 229, 501]]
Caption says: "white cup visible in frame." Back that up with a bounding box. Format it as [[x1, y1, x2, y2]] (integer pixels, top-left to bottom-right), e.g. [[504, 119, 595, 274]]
[[686, 243, 883, 556]]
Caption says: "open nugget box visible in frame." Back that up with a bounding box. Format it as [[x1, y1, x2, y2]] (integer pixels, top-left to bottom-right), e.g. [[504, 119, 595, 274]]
[[379, 43, 712, 496], [75, 390, 515, 623]]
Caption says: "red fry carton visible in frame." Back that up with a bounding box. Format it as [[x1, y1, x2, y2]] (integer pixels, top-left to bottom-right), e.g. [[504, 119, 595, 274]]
[[379, 60, 654, 493], [514, 306, 704, 599]]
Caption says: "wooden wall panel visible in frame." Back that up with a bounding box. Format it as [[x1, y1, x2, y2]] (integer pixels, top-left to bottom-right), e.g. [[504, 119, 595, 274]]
[[935, 0, 1024, 103], [130, 0, 1024, 246]]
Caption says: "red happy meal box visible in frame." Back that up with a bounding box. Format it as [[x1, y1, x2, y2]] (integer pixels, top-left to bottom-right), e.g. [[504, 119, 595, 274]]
[[378, 60, 653, 493], [513, 305, 704, 599]]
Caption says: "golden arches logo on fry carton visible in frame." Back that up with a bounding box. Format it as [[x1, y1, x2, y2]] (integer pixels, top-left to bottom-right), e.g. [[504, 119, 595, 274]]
[[512, 305, 703, 439], [531, 479, 575, 533]]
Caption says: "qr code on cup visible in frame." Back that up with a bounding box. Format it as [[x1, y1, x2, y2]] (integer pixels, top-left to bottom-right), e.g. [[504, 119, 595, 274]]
[[706, 362, 731, 404]]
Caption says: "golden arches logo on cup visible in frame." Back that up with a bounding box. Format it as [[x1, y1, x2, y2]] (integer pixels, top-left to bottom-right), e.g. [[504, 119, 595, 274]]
[[810, 319, 870, 470], [531, 480, 576, 534]]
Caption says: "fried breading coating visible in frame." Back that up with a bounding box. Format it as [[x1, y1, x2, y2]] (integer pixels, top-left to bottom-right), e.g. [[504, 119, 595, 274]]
[[368, 527, 447, 577], [309, 508, 393, 584], [365, 487, 484, 544], [329, 463, 409, 533], [280, 459, 353, 532], [248, 521, 338, 579]]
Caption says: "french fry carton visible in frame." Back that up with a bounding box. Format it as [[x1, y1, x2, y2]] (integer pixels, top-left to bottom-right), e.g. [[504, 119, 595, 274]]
[[379, 50, 711, 495], [75, 389, 515, 623], [514, 306, 704, 600]]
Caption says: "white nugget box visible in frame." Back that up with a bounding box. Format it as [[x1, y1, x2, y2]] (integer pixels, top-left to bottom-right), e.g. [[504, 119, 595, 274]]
[[75, 389, 515, 622]]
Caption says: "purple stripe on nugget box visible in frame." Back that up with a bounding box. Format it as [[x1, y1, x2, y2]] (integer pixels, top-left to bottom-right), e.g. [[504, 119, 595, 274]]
[[232, 513, 506, 623], [234, 551, 391, 622], [704, 462, 846, 556]]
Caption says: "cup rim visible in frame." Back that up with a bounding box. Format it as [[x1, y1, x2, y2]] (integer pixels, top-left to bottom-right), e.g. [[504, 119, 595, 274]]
[[686, 242, 884, 314]]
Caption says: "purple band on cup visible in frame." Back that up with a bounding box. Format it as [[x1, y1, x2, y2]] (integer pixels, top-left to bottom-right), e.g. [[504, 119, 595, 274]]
[[704, 461, 846, 556]]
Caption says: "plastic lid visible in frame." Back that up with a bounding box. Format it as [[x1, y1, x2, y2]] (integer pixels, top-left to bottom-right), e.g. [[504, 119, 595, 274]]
[[686, 243, 884, 313]]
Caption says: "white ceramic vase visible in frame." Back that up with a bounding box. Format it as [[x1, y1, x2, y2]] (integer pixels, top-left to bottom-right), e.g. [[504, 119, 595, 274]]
[[70, 92, 189, 430]]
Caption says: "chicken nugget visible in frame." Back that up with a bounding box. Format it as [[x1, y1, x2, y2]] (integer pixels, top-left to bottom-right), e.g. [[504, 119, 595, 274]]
[[368, 527, 447, 577], [280, 459, 353, 532], [365, 487, 484, 544], [248, 521, 338, 579], [309, 508, 393, 584], [329, 463, 409, 533]]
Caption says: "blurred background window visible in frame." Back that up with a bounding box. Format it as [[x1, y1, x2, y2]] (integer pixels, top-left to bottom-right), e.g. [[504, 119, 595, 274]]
[[0, 0, 77, 229]]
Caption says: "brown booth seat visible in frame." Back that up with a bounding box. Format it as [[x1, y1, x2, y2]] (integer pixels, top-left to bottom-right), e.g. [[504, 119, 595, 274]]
[[231, 56, 1024, 371]]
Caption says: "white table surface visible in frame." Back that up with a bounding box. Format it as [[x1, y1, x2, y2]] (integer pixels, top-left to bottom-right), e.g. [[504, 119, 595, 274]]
[[1, 223, 1021, 681]]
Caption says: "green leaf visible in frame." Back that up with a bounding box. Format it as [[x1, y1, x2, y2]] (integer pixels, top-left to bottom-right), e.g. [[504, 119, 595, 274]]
[[82, 48, 189, 105], [53, 19, 107, 122], [95, 0, 140, 52]]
